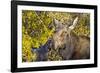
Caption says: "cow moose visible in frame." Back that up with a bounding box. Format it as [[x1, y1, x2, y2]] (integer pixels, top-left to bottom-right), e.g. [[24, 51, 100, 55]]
[[52, 17, 90, 60]]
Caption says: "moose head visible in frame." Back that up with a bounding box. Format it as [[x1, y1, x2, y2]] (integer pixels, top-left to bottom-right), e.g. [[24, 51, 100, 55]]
[[53, 17, 78, 49]]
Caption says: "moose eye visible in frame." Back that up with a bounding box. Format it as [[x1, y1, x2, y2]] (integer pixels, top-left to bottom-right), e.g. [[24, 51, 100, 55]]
[[66, 34, 69, 37], [64, 31, 67, 33]]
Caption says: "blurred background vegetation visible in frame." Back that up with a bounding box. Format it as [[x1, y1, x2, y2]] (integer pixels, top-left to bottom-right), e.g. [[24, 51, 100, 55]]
[[22, 10, 90, 62]]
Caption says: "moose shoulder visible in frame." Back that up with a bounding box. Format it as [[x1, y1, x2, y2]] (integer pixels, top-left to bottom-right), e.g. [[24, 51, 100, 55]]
[[69, 32, 90, 59], [52, 17, 90, 60]]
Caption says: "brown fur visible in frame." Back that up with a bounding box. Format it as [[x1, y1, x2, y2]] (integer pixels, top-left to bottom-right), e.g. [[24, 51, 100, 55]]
[[72, 35, 90, 59]]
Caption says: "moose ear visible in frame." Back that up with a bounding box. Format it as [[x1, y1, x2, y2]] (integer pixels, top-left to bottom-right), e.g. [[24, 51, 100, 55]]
[[54, 19, 62, 29], [54, 19, 60, 25], [69, 17, 78, 30]]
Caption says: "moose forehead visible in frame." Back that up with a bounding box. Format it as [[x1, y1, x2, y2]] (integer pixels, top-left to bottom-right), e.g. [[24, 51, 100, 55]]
[[54, 25, 68, 34]]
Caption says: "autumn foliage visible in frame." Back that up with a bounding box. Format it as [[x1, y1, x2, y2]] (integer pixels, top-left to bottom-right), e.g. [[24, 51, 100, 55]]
[[22, 10, 90, 62]]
